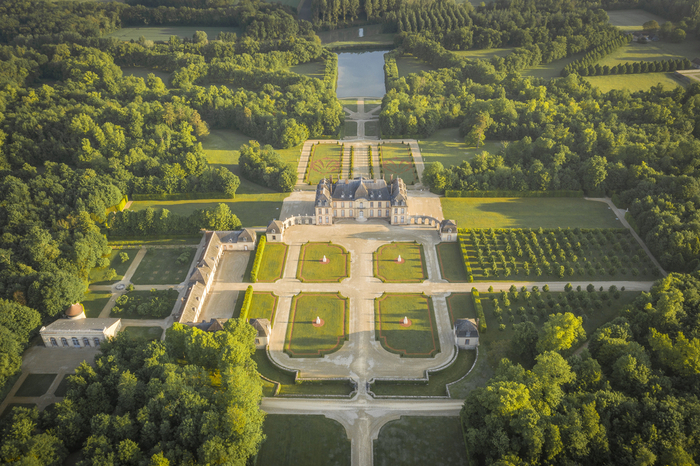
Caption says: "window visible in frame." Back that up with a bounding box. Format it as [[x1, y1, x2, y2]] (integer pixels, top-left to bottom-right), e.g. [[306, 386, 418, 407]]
[[370, 210, 374, 217], [334, 202, 337, 208], [394, 216, 398, 223], [255, 338, 260, 345], [370, 202, 373, 207], [61, 338, 68, 347], [272, 235, 276, 240], [72, 337, 80, 347], [377, 201, 381, 208], [50, 338, 57, 347], [401, 208, 405, 214], [401, 216, 404, 223], [334, 210, 337, 216], [83, 337, 90, 347], [394, 208, 398, 214], [325, 208, 329, 214], [360, 202, 364, 208], [386, 210, 390, 216], [94, 338, 101, 346], [341, 210, 345, 217], [325, 216, 329, 223], [318, 217, 322, 224], [341, 202, 345, 208], [465, 339, 470, 345], [349, 210, 353, 216]]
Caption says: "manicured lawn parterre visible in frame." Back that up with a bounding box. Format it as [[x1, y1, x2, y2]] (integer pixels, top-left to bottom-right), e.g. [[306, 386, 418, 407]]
[[379, 143, 418, 184], [297, 242, 350, 283], [374, 242, 427, 283], [81, 292, 111, 318], [440, 197, 621, 229], [107, 26, 241, 41], [15, 374, 58, 397], [248, 292, 279, 324], [129, 248, 193, 285], [419, 128, 504, 168], [257, 243, 289, 283], [343, 120, 357, 138], [122, 326, 163, 341], [374, 416, 468, 466], [89, 248, 139, 285], [53, 375, 71, 397], [307, 143, 343, 184], [364, 120, 379, 137], [255, 414, 351, 466], [375, 293, 441, 358], [129, 193, 288, 228], [284, 292, 349, 358], [436, 242, 468, 283], [110, 289, 179, 319], [395, 53, 435, 78], [370, 349, 476, 397], [288, 60, 326, 80], [363, 99, 382, 113]]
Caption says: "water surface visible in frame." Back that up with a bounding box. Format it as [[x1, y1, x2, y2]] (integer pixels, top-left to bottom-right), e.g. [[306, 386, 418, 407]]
[[336, 50, 388, 98]]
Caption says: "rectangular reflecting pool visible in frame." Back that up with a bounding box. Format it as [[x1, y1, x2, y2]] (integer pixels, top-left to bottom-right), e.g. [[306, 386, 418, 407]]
[[336, 50, 389, 99]]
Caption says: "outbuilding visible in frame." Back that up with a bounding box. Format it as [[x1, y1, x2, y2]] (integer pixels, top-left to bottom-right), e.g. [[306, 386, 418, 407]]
[[454, 318, 479, 349]]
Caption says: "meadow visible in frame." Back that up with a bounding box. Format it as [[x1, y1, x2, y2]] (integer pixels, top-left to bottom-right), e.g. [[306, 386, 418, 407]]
[[395, 54, 435, 78], [419, 128, 503, 168], [108, 26, 241, 42], [584, 73, 683, 93], [606, 9, 668, 31]]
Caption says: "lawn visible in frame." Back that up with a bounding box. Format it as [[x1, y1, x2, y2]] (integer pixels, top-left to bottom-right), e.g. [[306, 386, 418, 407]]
[[607, 9, 668, 32], [339, 99, 358, 113], [374, 242, 427, 283], [252, 350, 355, 397], [375, 293, 441, 358], [374, 416, 468, 466], [440, 198, 621, 229], [419, 128, 503, 168], [122, 326, 163, 341], [107, 26, 241, 42], [343, 121, 357, 138], [307, 143, 343, 184], [88, 248, 139, 284], [363, 99, 382, 113], [594, 40, 697, 68], [436, 242, 468, 282], [256, 415, 351, 466], [452, 48, 514, 60], [15, 374, 58, 397], [285, 293, 349, 357], [317, 24, 385, 44], [365, 120, 379, 137], [110, 289, 179, 319], [297, 242, 350, 283], [53, 375, 71, 397], [120, 67, 171, 86], [370, 349, 476, 396], [129, 193, 288, 228], [448, 290, 642, 369], [248, 292, 279, 324], [395, 53, 435, 78], [257, 243, 289, 282], [129, 248, 193, 285], [522, 52, 586, 80], [584, 72, 682, 93], [379, 143, 418, 184], [288, 60, 326, 80], [81, 292, 111, 318]]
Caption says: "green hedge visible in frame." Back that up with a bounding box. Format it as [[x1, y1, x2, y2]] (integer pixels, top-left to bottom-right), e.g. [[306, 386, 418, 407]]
[[250, 235, 266, 282], [322, 50, 338, 91], [471, 287, 487, 333], [384, 49, 401, 90], [445, 190, 584, 198], [240, 285, 254, 321], [458, 234, 474, 283], [131, 192, 225, 201]]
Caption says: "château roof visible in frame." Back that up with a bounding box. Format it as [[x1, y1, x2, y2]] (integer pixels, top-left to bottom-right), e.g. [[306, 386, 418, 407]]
[[315, 177, 407, 206], [42, 318, 121, 333], [455, 319, 479, 338], [249, 318, 271, 337], [440, 219, 457, 232], [267, 220, 284, 234]]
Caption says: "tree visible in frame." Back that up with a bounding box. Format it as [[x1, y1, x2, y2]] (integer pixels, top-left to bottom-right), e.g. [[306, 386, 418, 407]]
[[512, 321, 539, 365], [0, 407, 66, 464], [537, 313, 586, 353], [464, 112, 492, 148], [193, 31, 208, 44], [28, 271, 86, 317], [119, 252, 129, 263], [582, 155, 607, 193], [422, 162, 448, 192], [643, 20, 659, 31]]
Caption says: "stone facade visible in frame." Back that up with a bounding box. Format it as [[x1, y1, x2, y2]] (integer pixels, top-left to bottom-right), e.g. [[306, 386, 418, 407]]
[[40, 318, 121, 349], [439, 219, 458, 242], [454, 319, 479, 349]]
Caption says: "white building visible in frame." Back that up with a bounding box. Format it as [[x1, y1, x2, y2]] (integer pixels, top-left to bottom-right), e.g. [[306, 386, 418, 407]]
[[249, 318, 271, 348], [40, 317, 121, 348], [454, 319, 479, 349]]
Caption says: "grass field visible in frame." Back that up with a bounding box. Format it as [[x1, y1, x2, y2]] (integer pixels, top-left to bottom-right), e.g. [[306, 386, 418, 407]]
[[379, 143, 418, 184], [297, 242, 350, 282], [129, 193, 288, 228], [288, 60, 325, 80], [364, 99, 382, 113], [370, 349, 476, 396], [584, 72, 682, 93], [339, 99, 358, 113], [53, 375, 70, 397], [258, 243, 289, 282], [374, 242, 427, 283], [122, 326, 163, 341], [130, 248, 193, 285], [436, 242, 468, 282], [252, 351, 355, 397], [120, 67, 171, 86], [318, 24, 384, 44], [522, 52, 586, 80], [285, 293, 349, 357], [419, 128, 503, 168], [365, 120, 379, 137], [343, 121, 357, 138], [248, 292, 278, 324], [607, 9, 668, 31], [110, 289, 179, 319], [307, 143, 343, 184], [256, 415, 351, 466], [82, 292, 111, 318], [108, 26, 241, 42], [440, 198, 621, 229], [395, 53, 435, 78], [375, 293, 440, 358], [595, 41, 697, 68], [452, 48, 514, 60], [15, 374, 57, 397], [374, 416, 468, 466], [89, 248, 139, 285]]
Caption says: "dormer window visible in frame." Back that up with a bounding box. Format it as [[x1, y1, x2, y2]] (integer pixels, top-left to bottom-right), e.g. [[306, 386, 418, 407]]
[[341, 193, 345, 198]]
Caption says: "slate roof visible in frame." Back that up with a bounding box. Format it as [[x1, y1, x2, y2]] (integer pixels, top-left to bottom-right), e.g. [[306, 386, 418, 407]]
[[185, 318, 228, 332], [455, 319, 479, 338], [315, 177, 408, 206], [42, 318, 121, 332], [440, 219, 457, 232], [178, 281, 206, 323], [250, 318, 271, 337], [267, 220, 284, 234]]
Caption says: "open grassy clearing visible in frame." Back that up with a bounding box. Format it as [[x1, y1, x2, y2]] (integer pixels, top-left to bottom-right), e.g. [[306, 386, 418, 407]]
[[374, 242, 427, 283], [379, 143, 418, 184], [15, 374, 58, 398], [288, 60, 326, 80], [122, 326, 163, 341], [596, 40, 698, 67], [461, 227, 659, 281], [248, 292, 278, 324], [285, 292, 349, 357], [110, 289, 179, 319], [374, 416, 468, 466], [82, 292, 111, 318], [375, 293, 440, 357], [370, 349, 476, 396], [129, 193, 288, 228], [252, 351, 354, 397], [256, 414, 351, 466], [607, 9, 668, 31], [297, 242, 350, 282], [107, 26, 241, 42], [419, 128, 503, 168], [120, 67, 171, 86], [522, 52, 586, 80], [318, 24, 384, 44], [89, 248, 139, 285], [257, 243, 289, 282], [395, 53, 435, 78], [436, 242, 468, 282], [452, 48, 514, 60], [584, 72, 682, 93], [450, 290, 641, 369], [130, 248, 193, 285], [307, 143, 343, 184], [365, 120, 379, 137], [441, 197, 621, 229]]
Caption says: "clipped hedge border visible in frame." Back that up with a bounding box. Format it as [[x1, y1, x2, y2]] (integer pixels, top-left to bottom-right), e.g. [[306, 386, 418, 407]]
[[250, 235, 266, 283], [240, 285, 254, 321], [445, 189, 584, 198], [471, 287, 487, 333]]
